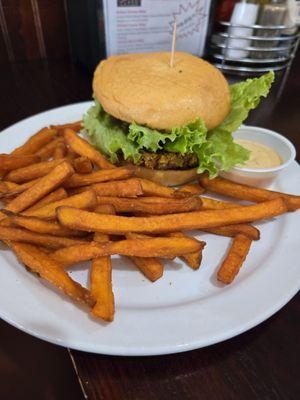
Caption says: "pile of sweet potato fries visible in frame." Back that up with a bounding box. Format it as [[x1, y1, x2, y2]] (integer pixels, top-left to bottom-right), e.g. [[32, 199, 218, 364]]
[[0, 122, 299, 322]]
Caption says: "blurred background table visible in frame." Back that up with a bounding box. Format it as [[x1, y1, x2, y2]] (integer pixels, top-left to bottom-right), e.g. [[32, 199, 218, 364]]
[[0, 54, 299, 400]]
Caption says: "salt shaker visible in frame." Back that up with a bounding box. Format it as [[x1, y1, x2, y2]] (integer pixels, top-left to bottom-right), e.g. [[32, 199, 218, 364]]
[[226, 0, 259, 59]]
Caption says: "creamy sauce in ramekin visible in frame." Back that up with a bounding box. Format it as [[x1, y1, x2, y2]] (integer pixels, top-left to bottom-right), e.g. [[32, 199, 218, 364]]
[[236, 139, 282, 169]]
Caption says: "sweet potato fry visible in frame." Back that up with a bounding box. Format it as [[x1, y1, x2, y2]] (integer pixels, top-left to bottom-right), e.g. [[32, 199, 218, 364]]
[[11, 127, 58, 156], [5, 159, 66, 183], [0, 154, 41, 171], [138, 178, 180, 198], [57, 198, 287, 234], [0, 178, 41, 199], [9, 242, 94, 306], [63, 128, 114, 169], [11, 215, 85, 237], [90, 255, 115, 321], [91, 230, 114, 321], [92, 178, 143, 198], [65, 150, 78, 163], [64, 167, 134, 188], [199, 174, 300, 211], [167, 232, 206, 270], [200, 197, 240, 210], [51, 236, 202, 267], [4, 162, 74, 213], [26, 187, 68, 212], [201, 224, 260, 240], [178, 183, 205, 196], [23, 190, 97, 219], [94, 204, 117, 215], [36, 138, 64, 160], [217, 234, 253, 284], [97, 196, 202, 215], [125, 232, 164, 280], [53, 142, 66, 159], [51, 120, 82, 132], [127, 256, 163, 282], [73, 156, 93, 174], [0, 226, 87, 249], [0, 181, 20, 194]]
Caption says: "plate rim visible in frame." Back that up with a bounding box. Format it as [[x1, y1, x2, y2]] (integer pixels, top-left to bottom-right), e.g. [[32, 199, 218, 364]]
[[0, 280, 298, 356]]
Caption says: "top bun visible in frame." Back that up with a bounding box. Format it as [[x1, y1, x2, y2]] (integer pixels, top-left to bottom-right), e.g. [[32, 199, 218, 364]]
[[93, 52, 230, 131]]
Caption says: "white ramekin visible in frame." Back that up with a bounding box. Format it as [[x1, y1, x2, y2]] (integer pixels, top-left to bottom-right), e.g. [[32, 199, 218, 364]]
[[220, 126, 296, 187]]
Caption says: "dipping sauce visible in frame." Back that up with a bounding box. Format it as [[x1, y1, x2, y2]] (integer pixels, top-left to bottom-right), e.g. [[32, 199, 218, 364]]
[[235, 139, 282, 169]]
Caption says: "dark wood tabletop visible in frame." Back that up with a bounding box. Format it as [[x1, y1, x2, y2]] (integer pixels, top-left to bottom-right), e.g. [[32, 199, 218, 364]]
[[0, 56, 299, 400]]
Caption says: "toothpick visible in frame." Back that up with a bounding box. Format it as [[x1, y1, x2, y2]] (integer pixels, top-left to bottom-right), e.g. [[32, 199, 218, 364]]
[[170, 19, 177, 68]]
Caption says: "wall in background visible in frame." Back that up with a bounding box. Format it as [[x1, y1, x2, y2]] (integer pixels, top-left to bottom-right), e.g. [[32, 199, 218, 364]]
[[0, 0, 70, 63]]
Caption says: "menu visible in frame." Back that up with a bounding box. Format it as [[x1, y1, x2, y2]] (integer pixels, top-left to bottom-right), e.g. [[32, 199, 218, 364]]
[[102, 0, 212, 56]]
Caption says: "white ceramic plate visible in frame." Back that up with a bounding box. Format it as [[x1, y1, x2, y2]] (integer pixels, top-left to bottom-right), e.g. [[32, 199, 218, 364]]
[[0, 102, 299, 356]]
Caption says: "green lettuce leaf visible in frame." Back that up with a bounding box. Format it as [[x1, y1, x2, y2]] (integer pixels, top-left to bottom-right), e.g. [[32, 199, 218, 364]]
[[83, 100, 140, 163], [83, 71, 274, 178], [128, 123, 177, 153], [205, 70, 275, 175]]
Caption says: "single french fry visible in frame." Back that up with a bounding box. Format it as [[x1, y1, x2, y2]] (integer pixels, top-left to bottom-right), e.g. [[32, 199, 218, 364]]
[[23, 190, 97, 219], [90, 255, 114, 321], [91, 230, 114, 321], [65, 150, 78, 164], [0, 226, 87, 249], [94, 232, 110, 242], [92, 178, 143, 198], [167, 232, 206, 270], [57, 198, 287, 235], [139, 178, 179, 198], [178, 183, 205, 196], [127, 256, 163, 282], [0, 154, 41, 171], [51, 236, 202, 267], [4, 162, 74, 213], [64, 167, 134, 188], [0, 182, 21, 201], [5, 159, 66, 183], [51, 120, 82, 132], [26, 187, 68, 212], [11, 127, 58, 156], [0, 181, 20, 193], [201, 224, 260, 240], [9, 242, 94, 306], [36, 138, 64, 160], [199, 174, 300, 211], [126, 232, 164, 280], [217, 234, 253, 284], [11, 215, 85, 237], [63, 128, 114, 169], [53, 142, 66, 159], [97, 196, 202, 215], [73, 156, 93, 174], [200, 197, 240, 210], [0, 178, 41, 199], [94, 204, 117, 215]]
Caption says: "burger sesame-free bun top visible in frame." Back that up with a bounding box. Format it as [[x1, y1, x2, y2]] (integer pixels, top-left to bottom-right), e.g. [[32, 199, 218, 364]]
[[93, 52, 231, 131]]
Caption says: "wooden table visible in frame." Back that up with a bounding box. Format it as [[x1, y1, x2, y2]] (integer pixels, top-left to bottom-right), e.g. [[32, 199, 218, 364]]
[[0, 58, 299, 400]]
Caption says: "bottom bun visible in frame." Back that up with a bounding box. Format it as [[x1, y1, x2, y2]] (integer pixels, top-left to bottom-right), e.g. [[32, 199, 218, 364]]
[[134, 166, 198, 186]]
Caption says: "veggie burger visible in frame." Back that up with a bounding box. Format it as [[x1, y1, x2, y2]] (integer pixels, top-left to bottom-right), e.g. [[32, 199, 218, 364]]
[[84, 52, 274, 185]]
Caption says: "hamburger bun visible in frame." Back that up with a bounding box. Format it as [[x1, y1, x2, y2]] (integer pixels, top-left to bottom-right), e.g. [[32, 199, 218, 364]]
[[93, 52, 230, 131], [133, 166, 198, 187]]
